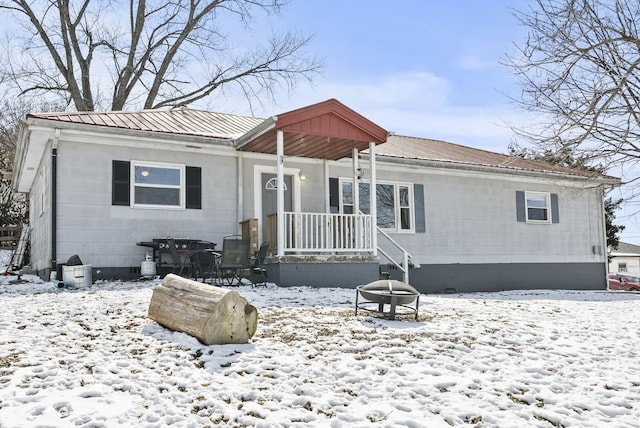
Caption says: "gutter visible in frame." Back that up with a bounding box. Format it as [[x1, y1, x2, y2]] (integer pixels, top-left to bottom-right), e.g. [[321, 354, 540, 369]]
[[24, 117, 236, 147], [51, 129, 60, 273], [359, 154, 622, 187]]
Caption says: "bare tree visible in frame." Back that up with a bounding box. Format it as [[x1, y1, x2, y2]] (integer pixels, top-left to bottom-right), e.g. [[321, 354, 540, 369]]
[[0, 0, 322, 112], [0, 98, 36, 226], [506, 0, 640, 179]]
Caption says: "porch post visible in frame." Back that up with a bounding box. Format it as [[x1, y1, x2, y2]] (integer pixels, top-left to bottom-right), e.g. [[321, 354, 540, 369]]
[[324, 160, 330, 213], [352, 148, 359, 214], [369, 142, 377, 256], [276, 129, 285, 257]]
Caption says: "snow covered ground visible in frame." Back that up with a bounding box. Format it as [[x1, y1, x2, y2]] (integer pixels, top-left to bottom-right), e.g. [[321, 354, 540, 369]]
[[1, 251, 640, 427]]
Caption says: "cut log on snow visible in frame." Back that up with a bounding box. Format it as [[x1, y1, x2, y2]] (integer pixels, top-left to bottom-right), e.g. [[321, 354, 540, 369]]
[[148, 274, 258, 345]]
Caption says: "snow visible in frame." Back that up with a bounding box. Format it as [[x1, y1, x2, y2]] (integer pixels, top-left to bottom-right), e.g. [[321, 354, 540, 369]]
[[1, 251, 640, 427]]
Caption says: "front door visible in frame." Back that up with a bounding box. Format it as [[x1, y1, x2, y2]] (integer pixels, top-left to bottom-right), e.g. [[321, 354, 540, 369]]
[[261, 173, 293, 244]]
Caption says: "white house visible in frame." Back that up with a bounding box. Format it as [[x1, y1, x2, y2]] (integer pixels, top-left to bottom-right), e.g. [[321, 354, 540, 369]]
[[609, 242, 640, 276], [12, 99, 620, 293]]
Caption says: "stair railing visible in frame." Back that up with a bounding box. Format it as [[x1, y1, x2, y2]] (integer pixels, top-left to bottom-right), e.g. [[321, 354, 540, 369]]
[[376, 226, 412, 283]]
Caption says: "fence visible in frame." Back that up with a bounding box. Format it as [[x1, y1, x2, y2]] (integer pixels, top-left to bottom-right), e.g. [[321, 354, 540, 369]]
[[0, 225, 22, 248]]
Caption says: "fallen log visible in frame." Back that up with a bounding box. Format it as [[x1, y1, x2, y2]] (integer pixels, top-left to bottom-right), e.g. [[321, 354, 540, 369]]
[[147, 274, 258, 345]]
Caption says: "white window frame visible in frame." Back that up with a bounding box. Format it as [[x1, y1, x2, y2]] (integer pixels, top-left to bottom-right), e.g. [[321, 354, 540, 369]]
[[525, 191, 551, 224], [39, 169, 45, 217], [131, 160, 185, 209], [339, 178, 415, 233]]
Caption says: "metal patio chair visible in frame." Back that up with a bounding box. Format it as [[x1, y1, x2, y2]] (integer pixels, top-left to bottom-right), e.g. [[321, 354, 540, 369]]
[[249, 241, 270, 287], [214, 235, 251, 285], [189, 245, 219, 282], [161, 237, 194, 277]]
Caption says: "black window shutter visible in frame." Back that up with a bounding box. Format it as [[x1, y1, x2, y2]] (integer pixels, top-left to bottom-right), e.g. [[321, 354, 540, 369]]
[[329, 177, 339, 213], [186, 166, 202, 209], [516, 191, 526, 222], [414, 183, 426, 233], [551, 193, 559, 223], [112, 160, 130, 206]]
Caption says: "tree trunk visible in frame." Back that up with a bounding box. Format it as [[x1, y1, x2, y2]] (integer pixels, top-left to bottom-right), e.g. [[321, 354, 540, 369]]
[[148, 274, 258, 345]]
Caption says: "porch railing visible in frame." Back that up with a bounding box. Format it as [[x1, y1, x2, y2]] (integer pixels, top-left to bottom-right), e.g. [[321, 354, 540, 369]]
[[267, 212, 374, 254]]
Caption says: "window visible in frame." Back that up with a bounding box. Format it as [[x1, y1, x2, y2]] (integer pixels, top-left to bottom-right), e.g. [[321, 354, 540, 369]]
[[112, 160, 201, 209], [516, 190, 559, 224], [265, 177, 287, 190], [399, 185, 411, 230], [526, 191, 550, 223], [619, 263, 628, 272], [340, 179, 413, 232], [39, 169, 45, 217], [133, 162, 184, 208]]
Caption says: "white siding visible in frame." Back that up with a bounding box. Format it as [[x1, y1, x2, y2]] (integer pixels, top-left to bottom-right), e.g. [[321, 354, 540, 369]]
[[53, 138, 238, 268], [330, 160, 607, 266]]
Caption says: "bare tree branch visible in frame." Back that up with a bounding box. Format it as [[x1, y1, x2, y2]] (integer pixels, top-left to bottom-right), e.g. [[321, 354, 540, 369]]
[[0, 0, 323, 112], [506, 0, 640, 171]]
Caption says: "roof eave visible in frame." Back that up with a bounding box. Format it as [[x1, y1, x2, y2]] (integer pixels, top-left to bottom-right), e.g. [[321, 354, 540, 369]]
[[11, 122, 30, 192], [365, 154, 621, 186], [25, 116, 235, 146], [235, 117, 277, 148]]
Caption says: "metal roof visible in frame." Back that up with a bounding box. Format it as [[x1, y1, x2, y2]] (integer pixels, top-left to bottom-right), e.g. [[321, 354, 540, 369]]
[[28, 108, 263, 140], [375, 134, 616, 180], [24, 104, 619, 182], [611, 242, 640, 256]]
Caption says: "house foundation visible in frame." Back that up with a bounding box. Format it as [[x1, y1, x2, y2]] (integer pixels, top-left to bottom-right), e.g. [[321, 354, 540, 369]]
[[265, 255, 380, 288]]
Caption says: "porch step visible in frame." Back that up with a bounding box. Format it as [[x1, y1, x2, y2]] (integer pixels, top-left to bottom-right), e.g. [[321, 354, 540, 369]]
[[379, 265, 391, 280]]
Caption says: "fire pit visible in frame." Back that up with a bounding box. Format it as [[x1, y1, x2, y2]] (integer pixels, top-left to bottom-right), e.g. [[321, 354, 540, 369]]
[[355, 280, 420, 320]]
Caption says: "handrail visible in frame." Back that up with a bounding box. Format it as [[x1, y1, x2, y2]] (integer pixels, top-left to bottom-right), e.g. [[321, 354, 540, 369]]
[[376, 226, 412, 283]]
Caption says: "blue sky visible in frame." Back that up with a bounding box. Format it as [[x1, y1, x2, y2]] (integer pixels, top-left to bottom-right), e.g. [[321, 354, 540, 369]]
[[209, 0, 640, 245], [216, 0, 530, 153]]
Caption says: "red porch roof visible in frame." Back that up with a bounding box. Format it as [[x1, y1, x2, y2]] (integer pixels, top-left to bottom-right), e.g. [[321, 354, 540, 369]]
[[237, 99, 388, 160]]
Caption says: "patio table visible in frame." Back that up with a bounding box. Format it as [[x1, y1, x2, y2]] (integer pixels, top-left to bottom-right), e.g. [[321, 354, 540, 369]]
[[136, 239, 216, 277]]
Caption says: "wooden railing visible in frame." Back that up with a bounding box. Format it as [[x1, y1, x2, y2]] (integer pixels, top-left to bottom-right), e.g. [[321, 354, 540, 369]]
[[266, 212, 374, 254], [240, 218, 259, 255]]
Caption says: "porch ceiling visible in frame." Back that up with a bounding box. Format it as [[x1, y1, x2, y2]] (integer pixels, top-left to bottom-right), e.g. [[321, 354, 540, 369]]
[[237, 99, 388, 161]]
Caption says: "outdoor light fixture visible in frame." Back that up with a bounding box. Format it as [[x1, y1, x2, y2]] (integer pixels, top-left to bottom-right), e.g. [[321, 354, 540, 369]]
[[356, 168, 364, 180]]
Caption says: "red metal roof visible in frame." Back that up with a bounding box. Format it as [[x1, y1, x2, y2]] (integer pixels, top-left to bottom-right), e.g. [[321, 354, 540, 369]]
[[237, 99, 389, 161]]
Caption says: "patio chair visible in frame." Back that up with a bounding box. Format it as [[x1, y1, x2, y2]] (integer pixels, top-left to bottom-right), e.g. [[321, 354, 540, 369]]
[[215, 235, 251, 285], [190, 246, 219, 282], [161, 237, 194, 277], [249, 241, 270, 287]]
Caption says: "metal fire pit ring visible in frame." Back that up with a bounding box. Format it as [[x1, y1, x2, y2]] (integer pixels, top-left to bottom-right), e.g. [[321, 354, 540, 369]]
[[355, 280, 420, 320]]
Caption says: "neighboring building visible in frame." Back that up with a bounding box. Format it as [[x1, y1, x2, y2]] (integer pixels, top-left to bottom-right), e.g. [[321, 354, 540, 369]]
[[609, 242, 640, 276], [11, 99, 620, 293]]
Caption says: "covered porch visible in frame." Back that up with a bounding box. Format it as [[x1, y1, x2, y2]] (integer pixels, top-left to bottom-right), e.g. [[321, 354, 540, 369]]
[[236, 99, 391, 286]]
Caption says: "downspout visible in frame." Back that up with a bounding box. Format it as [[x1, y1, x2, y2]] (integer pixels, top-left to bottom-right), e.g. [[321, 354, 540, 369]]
[[237, 152, 243, 234], [51, 129, 60, 273]]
